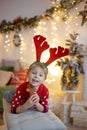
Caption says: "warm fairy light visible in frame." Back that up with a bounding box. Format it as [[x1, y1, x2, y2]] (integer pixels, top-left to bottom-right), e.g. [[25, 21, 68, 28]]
[[67, 25, 70, 28], [54, 8, 57, 12], [38, 21, 42, 25], [46, 76, 56, 84], [20, 57, 24, 61], [7, 43, 10, 46], [5, 41, 8, 44], [4, 33, 11, 52], [52, 1, 55, 5], [65, 25, 70, 32], [34, 28, 36, 31], [75, 7, 78, 10], [66, 28, 69, 31], [20, 50, 23, 54], [55, 15, 60, 20], [64, 21, 68, 24], [43, 27, 47, 31], [51, 21, 56, 25], [38, 21, 43, 27], [51, 32, 54, 35], [16, 33, 25, 61], [72, 0, 75, 5], [64, 9, 67, 12], [52, 14, 56, 18], [48, 62, 62, 76], [75, 23, 79, 26], [19, 34, 21, 37], [39, 26, 42, 30], [65, 33, 68, 37], [43, 21, 46, 25], [6, 34, 8, 37], [52, 38, 58, 43], [77, 12, 80, 16], [52, 25, 57, 31], [75, 16, 78, 19]]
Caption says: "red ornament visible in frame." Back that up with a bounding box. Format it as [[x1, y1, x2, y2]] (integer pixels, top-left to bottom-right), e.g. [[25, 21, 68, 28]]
[[13, 17, 21, 25]]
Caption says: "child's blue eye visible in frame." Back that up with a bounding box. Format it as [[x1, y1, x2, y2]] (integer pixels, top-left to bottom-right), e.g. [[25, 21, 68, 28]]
[[32, 71, 36, 74], [40, 74, 44, 77]]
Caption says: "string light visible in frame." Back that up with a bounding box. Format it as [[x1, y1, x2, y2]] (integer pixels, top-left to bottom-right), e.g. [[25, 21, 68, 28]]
[[51, 0, 60, 5], [4, 33, 11, 52], [33, 0, 85, 84]]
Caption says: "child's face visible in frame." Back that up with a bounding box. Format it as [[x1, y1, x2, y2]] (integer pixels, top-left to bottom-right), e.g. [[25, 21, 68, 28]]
[[28, 66, 45, 88]]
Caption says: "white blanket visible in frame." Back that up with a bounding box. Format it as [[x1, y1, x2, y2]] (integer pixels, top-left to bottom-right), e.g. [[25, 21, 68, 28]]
[[3, 98, 67, 130]]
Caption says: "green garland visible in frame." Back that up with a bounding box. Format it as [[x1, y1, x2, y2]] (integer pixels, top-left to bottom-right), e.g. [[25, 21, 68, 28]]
[[0, 0, 86, 33]]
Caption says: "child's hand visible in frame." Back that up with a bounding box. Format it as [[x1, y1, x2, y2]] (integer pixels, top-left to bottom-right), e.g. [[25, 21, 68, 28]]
[[32, 92, 39, 104], [30, 92, 39, 105], [24, 92, 39, 109]]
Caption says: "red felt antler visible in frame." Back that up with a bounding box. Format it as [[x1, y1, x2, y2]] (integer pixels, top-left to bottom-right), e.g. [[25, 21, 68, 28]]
[[33, 35, 49, 61], [33, 35, 69, 66], [45, 46, 69, 66]]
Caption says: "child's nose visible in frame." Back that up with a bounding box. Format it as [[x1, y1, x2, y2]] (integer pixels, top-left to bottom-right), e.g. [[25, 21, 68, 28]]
[[35, 73, 39, 77]]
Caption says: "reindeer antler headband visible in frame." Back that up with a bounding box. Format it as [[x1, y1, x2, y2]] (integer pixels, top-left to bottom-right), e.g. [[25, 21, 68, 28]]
[[29, 35, 69, 72]]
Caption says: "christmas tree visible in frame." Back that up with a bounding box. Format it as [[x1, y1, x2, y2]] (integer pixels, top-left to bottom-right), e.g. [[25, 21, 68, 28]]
[[56, 32, 84, 90]]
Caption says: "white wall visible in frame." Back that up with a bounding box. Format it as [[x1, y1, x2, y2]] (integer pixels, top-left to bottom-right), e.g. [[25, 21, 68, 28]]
[[0, 0, 52, 21], [0, 0, 87, 106]]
